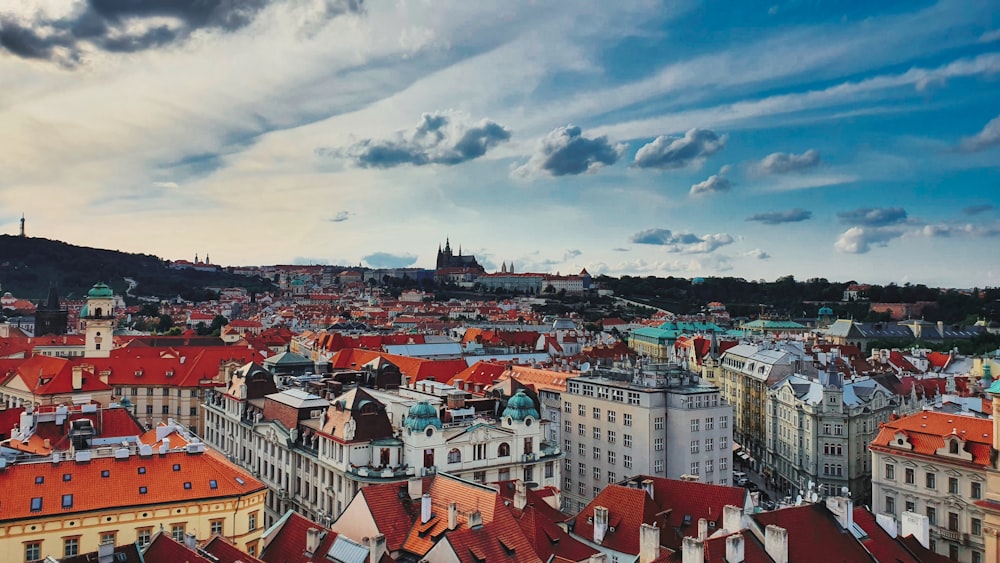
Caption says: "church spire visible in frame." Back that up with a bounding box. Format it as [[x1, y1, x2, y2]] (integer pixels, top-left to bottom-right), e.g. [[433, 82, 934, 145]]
[[19, 213, 25, 237]]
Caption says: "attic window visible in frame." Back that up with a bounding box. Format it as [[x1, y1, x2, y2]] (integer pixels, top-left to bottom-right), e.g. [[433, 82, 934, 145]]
[[950, 441, 959, 454], [35, 476, 43, 485], [209, 480, 218, 489], [30, 497, 42, 512], [499, 537, 516, 555], [137, 467, 146, 475], [63, 473, 71, 482], [62, 494, 73, 509], [172, 464, 181, 472], [183, 482, 192, 490], [139, 486, 147, 494], [235, 477, 246, 486], [101, 470, 110, 478]]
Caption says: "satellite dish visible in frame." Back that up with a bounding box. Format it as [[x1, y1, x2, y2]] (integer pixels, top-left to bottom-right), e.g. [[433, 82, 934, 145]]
[[580, 362, 591, 373]]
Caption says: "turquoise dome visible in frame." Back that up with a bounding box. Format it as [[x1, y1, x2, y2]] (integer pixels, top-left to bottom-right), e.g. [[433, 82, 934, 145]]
[[87, 283, 114, 298], [502, 390, 539, 421], [404, 401, 442, 432], [818, 307, 834, 316]]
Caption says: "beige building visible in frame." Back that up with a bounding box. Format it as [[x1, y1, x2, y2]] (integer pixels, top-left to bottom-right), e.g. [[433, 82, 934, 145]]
[[870, 410, 993, 562], [560, 362, 732, 514]]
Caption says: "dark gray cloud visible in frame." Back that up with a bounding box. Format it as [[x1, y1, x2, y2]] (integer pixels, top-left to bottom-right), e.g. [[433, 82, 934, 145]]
[[363, 252, 418, 268], [629, 228, 734, 253], [0, 0, 362, 65], [329, 211, 351, 222], [513, 125, 625, 178], [689, 165, 732, 196], [753, 149, 820, 174], [632, 128, 726, 170], [746, 208, 813, 225], [960, 114, 1000, 152], [338, 111, 511, 168], [837, 207, 908, 227], [963, 204, 995, 215]]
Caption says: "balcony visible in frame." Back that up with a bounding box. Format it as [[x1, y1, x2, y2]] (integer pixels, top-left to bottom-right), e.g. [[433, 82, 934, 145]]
[[937, 527, 962, 542], [346, 464, 416, 482]]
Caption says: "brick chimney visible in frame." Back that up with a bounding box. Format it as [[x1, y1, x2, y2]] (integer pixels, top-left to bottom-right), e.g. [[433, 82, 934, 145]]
[[681, 536, 703, 563], [639, 523, 660, 563], [593, 506, 609, 544], [901, 511, 930, 549], [723, 504, 742, 533], [726, 533, 745, 563], [764, 525, 788, 563], [368, 533, 386, 562], [448, 502, 458, 530]]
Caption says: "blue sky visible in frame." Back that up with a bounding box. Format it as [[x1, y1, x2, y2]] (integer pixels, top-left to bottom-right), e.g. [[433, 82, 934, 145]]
[[0, 0, 997, 287]]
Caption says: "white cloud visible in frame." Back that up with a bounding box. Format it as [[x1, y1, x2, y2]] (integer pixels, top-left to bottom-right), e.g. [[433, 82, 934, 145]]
[[690, 165, 732, 196], [960, 114, 1000, 152]]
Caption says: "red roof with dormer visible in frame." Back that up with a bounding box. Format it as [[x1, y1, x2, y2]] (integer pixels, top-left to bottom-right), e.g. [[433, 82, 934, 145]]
[[870, 410, 994, 468]]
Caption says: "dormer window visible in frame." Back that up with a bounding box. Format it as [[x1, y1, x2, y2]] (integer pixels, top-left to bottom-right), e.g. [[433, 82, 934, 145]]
[[950, 440, 959, 454]]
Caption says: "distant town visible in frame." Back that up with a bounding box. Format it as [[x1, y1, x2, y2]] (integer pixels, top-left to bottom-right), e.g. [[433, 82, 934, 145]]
[[1, 238, 998, 563]]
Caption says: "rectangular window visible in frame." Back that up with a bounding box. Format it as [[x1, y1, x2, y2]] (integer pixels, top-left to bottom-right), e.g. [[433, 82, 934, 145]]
[[147, 388, 154, 396], [690, 440, 699, 454], [654, 417, 664, 430], [593, 427, 601, 440], [608, 450, 616, 465], [705, 417, 714, 430], [25, 543, 41, 563], [564, 421, 571, 433], [211, 520, 224, 535], [885, 464, 895, 480], [578, 443, 585, 456], [578, 462, 586, 477], [654, 438, 664, 451], [172, 524, 185, 542], [927, 506, 936, 526], [30, 497, 42, 512], [926, 472, 936, 489], [720, 436, 728, 450], [905, 468, 914, 484], [720, 457, 728, 471], [578, 405, 585, 416], [608, 471, 616, 483], [720, 416, 728, 428], [564, 402, 571, 413], [608, 410, 616, 423], [608, 430, 616, 444], [624, 434, 632, 448], [474, 470, 486, 483], [690, 461, 699, 475], [906, 501, 915, 513], [706, 459, 714, 473], [62, 494, 73, 508], [161, 405, 169, 414], [64, 538, 79, 558], [885, 496, 895, 515], [705, 438, 714, 452], [137, 529, 152, 547], [565, 439, 572, 452], [691, 419, 700, 432], [624, 455, 632, 469], [593, 447, 601, 460], [545, 462, 554, 478], [624, 413, 632, 427], [973, 482, 983, 499], [578, 423, 585, 436], [593, 466, 601, 480], [100, 532, 116, 546], [949, 477, 959, 494], [973, 517, 983, 536], [578, 482, 585, 494], [949, 512, 959, 532], [655, 459, 664, 473], [593, 407, 601, 419]]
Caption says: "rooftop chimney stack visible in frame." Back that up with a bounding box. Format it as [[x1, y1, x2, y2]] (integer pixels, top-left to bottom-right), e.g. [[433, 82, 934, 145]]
[[97, 542, 114, 563], [901, 511, 930, 549], [698, 518, 708, 540], [368, 533, 386, 562], [468, 510, 483, 529], [641, 478, 654, 500], [726, 533, 745, 563], [408, 476, 422, 500], [639, 523, 660, 563], [764, 525, 788, 563], [825, 496, 854, 530], [723, 504, 743, 533], [184, 532, 197, 550], [306, 528, 322, 554], [588, 554, 608, 563], [593, 506, 609, 544], [681, 536, 704, 563], [448, 502, 458, 530], [421, 493, 432, 524], [72, 366, 83, 391], [514, 480, 527, 510]]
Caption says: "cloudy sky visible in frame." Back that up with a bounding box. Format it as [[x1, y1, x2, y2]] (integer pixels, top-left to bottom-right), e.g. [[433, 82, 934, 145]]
[[1, 1, 998, 287]]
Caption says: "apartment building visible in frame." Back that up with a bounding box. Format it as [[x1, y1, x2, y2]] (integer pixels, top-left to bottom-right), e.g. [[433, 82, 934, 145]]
[[559, 362, 732, 514], [767, 371, 897, 503], [870, 410, 993, 562]]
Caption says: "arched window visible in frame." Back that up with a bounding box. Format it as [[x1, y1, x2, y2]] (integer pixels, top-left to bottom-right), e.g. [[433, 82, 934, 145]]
[[950, 440, 959, 454], [447, 448, 461, 464], [94, 308, 102, 317], [498, 442, 511, 457]]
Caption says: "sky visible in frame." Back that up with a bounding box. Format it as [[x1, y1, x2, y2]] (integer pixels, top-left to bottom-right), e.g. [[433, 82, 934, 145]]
[[0, 0, 998, 288]]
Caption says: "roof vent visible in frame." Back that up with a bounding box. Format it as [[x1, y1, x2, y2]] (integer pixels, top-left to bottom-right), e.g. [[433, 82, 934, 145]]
[[138, 444, 153, 457], [75, 451, 92, 463], [114, 447, 130, 459], [186, 442, 205, 454]]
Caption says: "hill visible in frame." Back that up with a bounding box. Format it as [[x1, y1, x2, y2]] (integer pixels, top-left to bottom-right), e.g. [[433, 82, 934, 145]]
[[0, 235, 274, 302]]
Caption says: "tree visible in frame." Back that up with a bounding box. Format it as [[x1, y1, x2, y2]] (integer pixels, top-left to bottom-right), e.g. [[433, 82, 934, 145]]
[[157, 314, 174, 333]]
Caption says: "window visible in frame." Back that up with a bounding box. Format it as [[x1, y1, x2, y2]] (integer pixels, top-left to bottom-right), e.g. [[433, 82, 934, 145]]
[[162, 405, 169, 414], [138, 467, 146, 475], [593, 446, 601, 460], [654, 438, 664, 451], [146, 405, 153, 415], [705, 438, 714, 452], [691, 419, 700, 432], [249, 512, 257, 531], [949, 512, 960, 532], [926, 472, 936, 489], [655, 459, 664, 473], [654, 417, 664, 430], [624, 435, 633, 448], [608, 410, 616, 423], [147, 388, 154, 396], [211, 520, 224, 535], [624, 413, 632, 427], [973, 482, 983, 499], [608, 450, 616, 464], [209, 480, 218, 489], [524, 465, 534, 482], [137, 528, 152, 547], [927, 506, 936, 526], [139, 486, 148, 494], [608, 430, 616, 444], [885, 464, 895, 480], [905, 501, 915, 513], [474, 471, 486, 483], [690, 461, 700, 475], [690, 440, 699, 454], [30, 497, 42, 512], [624, 455, 632, 469], [34, 476, 43, 485], [593, 427, 601, 440], [524, 437, 533, 454], [62, 473, 71, 482], [904, 468, 914, 484], [565, 439, 572, 452], [172, 524, 185, 542], [974, 551, 983, 563], [447, 448, 461, 464], [189, 407, 197, 417], [64, 538, 79, 557], [720, 436, 728, 450], [593, 407, 601, 419], [593, 466, 601, 480], [628, 392, 640, 405], [705, 417, 714, 430], [498, 442, 510, 457], [578, 423, 586, 436], [578, 482, 585, 494], [579, 462, 586, 477], [578, 443, 585, 456], [608, 471, 616, 483], [62, 494, 73, 508], [950, 545, 960, 561], [545, 462, 554, 478], [564, 402, 571, 413], [25, 543, 41, 563], [720, 457, 728, 471], [564, 421, 571, 433], [885, 496, 896, 515], [578, 405, 585, 416], [949, 477, 959, 494], [720, 415, 728, 428], [973, 517, 983, 536]]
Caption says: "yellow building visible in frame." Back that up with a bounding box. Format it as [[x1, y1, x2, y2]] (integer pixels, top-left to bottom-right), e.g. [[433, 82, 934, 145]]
[[0, 440, 266, 562]]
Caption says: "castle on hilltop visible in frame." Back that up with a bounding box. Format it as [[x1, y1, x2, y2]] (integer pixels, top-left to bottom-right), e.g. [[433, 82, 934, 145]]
[[434, 238, 485, 282]]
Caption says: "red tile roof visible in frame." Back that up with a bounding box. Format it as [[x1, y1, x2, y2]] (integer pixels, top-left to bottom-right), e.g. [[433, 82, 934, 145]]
[[0, 447, 265, 523], [701, 531, 771, 563], [752, 504, 873, 562], [570, 484, 661, 554], [201, 535, 264, 563], [870, 410, 994, 468], [358, 482, 419, 552], [851, 507, 919, 563], [260, 511, 339, 563], [511, 504, 597, 562], [143, 532, 212, 562]]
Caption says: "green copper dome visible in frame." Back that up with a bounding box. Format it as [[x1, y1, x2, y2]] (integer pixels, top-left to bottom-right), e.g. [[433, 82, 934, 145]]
[[404, 401, 442, 432], [87, 282, 114, 298], [502, 390, 539, 421]]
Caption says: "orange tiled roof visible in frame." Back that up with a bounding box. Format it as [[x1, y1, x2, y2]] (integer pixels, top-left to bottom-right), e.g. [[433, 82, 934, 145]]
[[870, 410, 994, 467], [402, 474, 504, 556], [0, 448, 264, 523]]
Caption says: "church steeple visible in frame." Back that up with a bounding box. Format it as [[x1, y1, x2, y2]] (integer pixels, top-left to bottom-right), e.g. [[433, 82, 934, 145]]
[[19, 213, 25, 237]]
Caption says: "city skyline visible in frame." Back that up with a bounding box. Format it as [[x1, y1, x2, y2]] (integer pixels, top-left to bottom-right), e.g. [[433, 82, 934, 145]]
[[1, 1, 998, 287]]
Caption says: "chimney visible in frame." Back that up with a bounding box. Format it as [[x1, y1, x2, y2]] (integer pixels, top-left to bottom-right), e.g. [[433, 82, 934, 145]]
[[639, 523, 660, 563], [514, 480, 527, 510], [306, 528, 322, 554], [723, 504, 742, 533], [641, 478, 654, 500], [588, 554, 608, 563], [159, 437, 171, 455], [937, 320, 945, 338], [421, 493, 432, 524], [448, 502, 458, 530], [901, 511, 930, 549], [97, 542, 115, 563], [725, 533, 745, 563], [368, 533, 386, 562], [99, 370, 109, 385], [72, 365, 83, 391], [184, 532, 197, 550], [408, 476, 422, 500], [698, 518, 708, 541], [681, 536, 703, 563], [468, 510, 483, 529], [764, 525, 788, 563], [825, 496, 854, 530], [593, 506, 609, 544]]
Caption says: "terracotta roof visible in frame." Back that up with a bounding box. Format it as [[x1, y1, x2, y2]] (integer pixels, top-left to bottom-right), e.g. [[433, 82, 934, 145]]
[[512, 503, 597, 562], [143, 532, 212, 562], [358, 482, 419, 552], [201, 535, 264, 563], [752, 504, 873, 562], [700, 530, 771, 563], [851, 507, 919, 563], [260, 510, 338, 563], [570, 484, 662, 554], [0, 447, 264, 523], [402, 474, 507, 557], [870, 410, 994, 467]]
